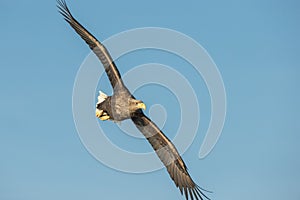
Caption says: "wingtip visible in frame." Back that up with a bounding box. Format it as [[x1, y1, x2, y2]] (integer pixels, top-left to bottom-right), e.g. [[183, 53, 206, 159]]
[[179, 183, 211, 200], [195, 185, 211, 200], [56, 0, 72, 21]]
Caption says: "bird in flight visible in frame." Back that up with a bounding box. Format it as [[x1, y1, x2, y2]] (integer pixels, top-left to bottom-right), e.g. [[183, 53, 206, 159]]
[[57, 1, 210, 199]]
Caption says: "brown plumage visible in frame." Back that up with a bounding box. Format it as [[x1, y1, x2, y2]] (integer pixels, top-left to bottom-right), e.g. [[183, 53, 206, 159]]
[[57, 1, 210, 199]]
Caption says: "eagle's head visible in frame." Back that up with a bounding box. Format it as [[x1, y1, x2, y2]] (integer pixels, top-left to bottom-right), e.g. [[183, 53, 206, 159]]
[[129, 99, 146, 112]]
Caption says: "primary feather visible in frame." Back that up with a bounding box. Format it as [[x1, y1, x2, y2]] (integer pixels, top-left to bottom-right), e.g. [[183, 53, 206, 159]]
[[57, 0, 123, 90]]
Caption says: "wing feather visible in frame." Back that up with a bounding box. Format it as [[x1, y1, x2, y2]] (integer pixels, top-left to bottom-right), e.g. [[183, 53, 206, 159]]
[[57, 0, 123, 89], [131, 111, 210, 200]]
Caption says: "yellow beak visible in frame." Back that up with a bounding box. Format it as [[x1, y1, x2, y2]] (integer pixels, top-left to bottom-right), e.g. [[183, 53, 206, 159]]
[[138, 102, 146, 110]]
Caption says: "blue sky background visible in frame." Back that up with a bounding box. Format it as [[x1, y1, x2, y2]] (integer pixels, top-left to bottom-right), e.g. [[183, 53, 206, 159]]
[[1, 0, 299, 199]]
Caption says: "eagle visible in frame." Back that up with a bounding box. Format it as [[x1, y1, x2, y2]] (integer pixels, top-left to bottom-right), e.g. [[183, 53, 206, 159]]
[[57, 1, 210, 199]]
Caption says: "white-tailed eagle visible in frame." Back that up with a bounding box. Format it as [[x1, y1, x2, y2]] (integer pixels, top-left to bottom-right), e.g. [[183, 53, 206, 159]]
[[57, 1, 210, 199]]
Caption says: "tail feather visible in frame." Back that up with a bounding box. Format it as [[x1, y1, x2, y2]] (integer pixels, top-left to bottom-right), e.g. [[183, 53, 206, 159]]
[[97, 91, 108, 105]]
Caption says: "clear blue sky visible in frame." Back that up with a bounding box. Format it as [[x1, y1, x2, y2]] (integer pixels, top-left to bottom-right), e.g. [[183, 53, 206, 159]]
[[1, 0, 299, 199]]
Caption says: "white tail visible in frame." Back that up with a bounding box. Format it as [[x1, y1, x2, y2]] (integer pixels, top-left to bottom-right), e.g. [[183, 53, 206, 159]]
[[97, 91, 108, 105]]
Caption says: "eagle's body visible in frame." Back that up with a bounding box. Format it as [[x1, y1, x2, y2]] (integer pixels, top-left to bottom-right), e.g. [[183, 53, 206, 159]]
[[57, 1, 210, 200], [96, 85, 144, 121]]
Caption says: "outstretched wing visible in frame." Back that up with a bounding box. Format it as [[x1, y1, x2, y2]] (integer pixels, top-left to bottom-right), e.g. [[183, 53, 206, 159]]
[[57, 0, 123, 89], [131, 111, 210, 200]]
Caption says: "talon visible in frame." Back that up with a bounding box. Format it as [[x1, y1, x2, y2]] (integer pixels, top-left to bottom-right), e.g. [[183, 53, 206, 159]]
[[100, 115, 110, 121], [95, 109, 103, 118]]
